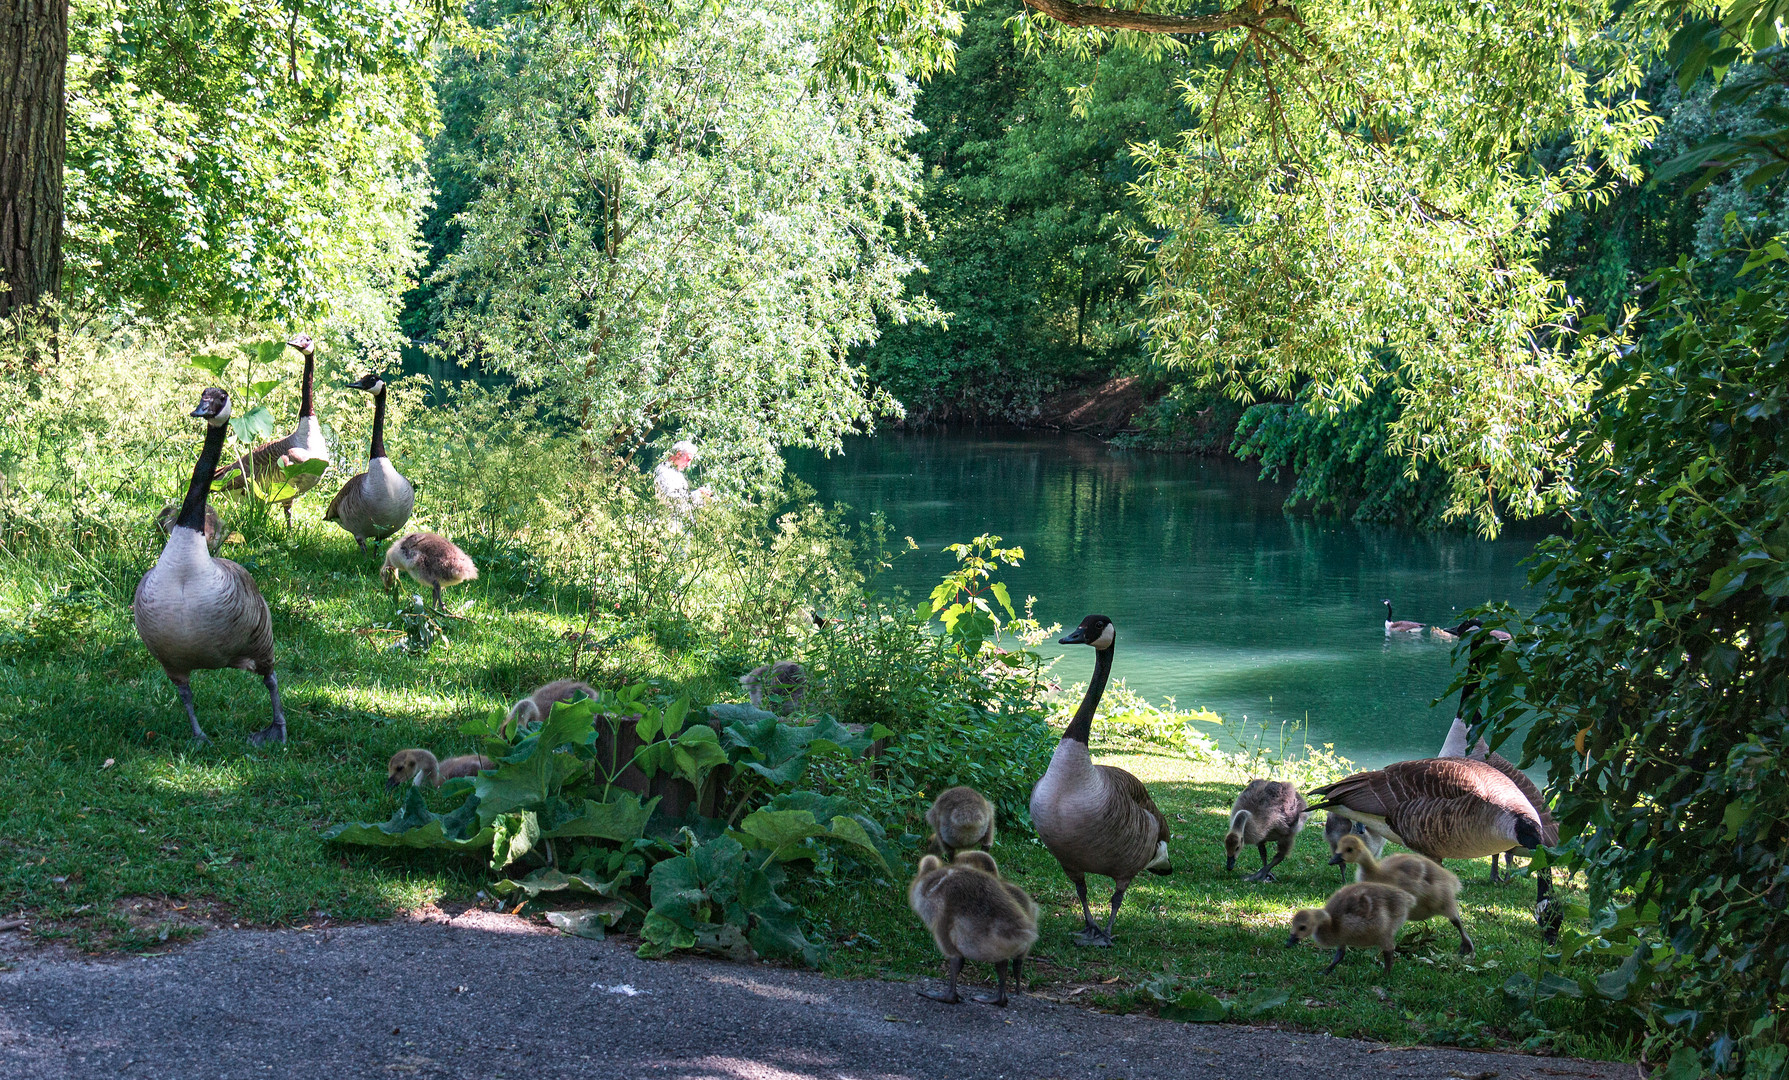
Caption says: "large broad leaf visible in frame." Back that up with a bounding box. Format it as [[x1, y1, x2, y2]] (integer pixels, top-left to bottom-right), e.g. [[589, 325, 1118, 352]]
[[539, 791, 657, 842], [647, 836, 748, 929], [491, 811, 540, 870], [732, 809, 889, 870], [722, 714, 875, 786], [707, 703, 779, 725], [637, 909, 697, 957], [762, 791, 898, 870], [473, 701, 595, 824], [230, 405, 277, 446], [1160, 987, 1229, 1022], [493, 865, 631, 899], [189, 353, 232, 379], [739, 864, 819, 965], [546, 905, 625, 940], [322, 787, 493, 852]]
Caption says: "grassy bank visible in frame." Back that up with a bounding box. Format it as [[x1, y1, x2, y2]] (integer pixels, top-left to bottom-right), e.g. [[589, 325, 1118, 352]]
[[811, 753, 1614, 1060]]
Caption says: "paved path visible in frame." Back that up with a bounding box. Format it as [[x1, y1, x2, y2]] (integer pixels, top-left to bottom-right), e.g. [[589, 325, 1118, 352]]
[[0, 912, 1632, 1080]]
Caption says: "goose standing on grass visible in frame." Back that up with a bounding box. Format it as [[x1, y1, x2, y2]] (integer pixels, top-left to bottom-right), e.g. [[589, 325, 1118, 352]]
[[324, 372, 413, 551], [214, 334, 330, 527], [1308, 755, 1559, 940], [134, 389, 287, 745], [1224, 779, 1309, 883], [1382, 600, 1425, 634], [382, 532, 478, 608], [1030, 614, 1172, 947]]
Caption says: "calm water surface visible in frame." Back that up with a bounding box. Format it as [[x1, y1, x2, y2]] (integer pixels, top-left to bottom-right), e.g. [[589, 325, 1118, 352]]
[[787, 429, 1549, 769]]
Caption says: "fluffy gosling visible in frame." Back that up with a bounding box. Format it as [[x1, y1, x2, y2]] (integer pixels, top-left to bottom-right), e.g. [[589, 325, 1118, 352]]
[[1332, 832, 1472, 955], [1287, 882, 1414, 976], [382, 531, 478, 608], [926, 786, 996, 858], [387, 748, 495, 789], [908, 853, 1038, 1006]]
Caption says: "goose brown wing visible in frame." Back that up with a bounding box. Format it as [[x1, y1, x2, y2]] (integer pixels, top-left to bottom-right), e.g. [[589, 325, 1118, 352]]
[[1100, 764, 1171, 843], [213, 435, 296, 487], [215, 558, 276, 670], [1308, 769, 1395, 818], [324, 472, 365, 523], [1478, 749, 1559, 846]]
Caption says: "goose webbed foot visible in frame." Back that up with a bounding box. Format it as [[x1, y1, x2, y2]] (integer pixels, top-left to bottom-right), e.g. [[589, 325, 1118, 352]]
[[248, 722, 287, 746], [919, 957, 964, 1003], [1073, 925, 1114, 948], [1243, 868, 1278, 883], [917, 987, 963, 1004], [970, 961, 1012, 1006]]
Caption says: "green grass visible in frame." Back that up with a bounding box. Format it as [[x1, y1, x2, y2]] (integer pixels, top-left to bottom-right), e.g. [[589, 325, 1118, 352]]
[[805, 753, 1630, 1061], [0, 505, 733, 940]]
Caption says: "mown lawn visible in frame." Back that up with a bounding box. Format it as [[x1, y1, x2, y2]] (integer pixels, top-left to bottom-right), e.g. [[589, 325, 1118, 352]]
[[807, 753, 1625, 1061]]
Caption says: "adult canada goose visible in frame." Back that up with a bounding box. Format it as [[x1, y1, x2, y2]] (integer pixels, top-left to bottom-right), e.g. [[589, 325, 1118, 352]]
[[1443, 616, 1511, 642], [134, 389, 286, 745], [155, 501, 222, 553], [1286, 882, 1415, 976], [908, 853, 1038, 1006], [382, 532, 478, 608], [386, 748, 495, 789], [1332, 833, 1472, 955], [505, 679, 596, 736], [1224, 779, 1309, 882], [1030, 614, 1172, 947], [213, 334, 330, 526], [324, 372, 413, 551], [927, 786, 996, 858], [739, 660, 805, 714], [1383, 601, 1425, 634]]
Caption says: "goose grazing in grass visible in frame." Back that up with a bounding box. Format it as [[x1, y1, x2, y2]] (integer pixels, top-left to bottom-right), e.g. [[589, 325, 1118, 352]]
[[134, 389, 286, 745], [1287, 882, 1414, 976], [324, 372, 413, 551], [1333, 833, 1472, 955], [155, 501, 222, 553], [382, 532, 478, 608], [1383, 600, 1426, 634], [386, 748, 495, 789], [1309, 755, 1559, 940], [213, 333, 330, 526], [927, 786, 996, 859], [1224, 779, 1309, 883], [908, 853, 1038, 1006], [1030, 614, 1172, 947]]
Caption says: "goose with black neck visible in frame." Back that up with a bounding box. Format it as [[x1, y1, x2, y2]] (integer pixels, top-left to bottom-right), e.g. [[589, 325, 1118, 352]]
[[134, 388, 287, 744], [213, 333, 331, 526], [1029, 614, 1172, 947], [324, 372, 415, 550]]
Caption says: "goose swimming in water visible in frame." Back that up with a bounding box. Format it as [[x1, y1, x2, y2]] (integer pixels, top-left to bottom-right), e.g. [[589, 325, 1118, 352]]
[[1029, 614, 1171, 947]]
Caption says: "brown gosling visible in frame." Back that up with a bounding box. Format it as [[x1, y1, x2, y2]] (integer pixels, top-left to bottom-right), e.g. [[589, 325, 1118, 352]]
[[1224, 779, 1309, 883], [908, 854, 1038, 1006], [505, 679, 596, 737], [386, 748, 495, 789], [739, 660, 806, 714], [1333, 832, 1472, 955], [927, 786, 996, 858], [1287, 881, 1415, 976], [382, 531, 478, 608], [155, 501, 223, 553], [951, 851, 1039, 933]]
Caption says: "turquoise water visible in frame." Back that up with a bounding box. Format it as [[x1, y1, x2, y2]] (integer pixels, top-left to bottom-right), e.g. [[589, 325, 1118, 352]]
[[787, 429, 1546, 769]]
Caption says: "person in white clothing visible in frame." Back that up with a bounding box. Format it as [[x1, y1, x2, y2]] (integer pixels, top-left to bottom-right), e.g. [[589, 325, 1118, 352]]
[[652, 440, 711, 511]]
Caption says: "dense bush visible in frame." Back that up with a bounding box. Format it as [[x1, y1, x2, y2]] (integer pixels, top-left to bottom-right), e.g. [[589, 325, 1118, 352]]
[[1477, 242, 1789, 1077]]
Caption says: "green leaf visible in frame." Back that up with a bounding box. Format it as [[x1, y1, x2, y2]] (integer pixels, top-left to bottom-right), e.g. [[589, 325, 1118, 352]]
[[473, 707, 592, 825], [281, 457, 329, 478], [490, 811, 540, 870], [230, 405, 276, 445], [546, 906, 624, 940], [189, 353, 232, 379], [1162, 988, 1229, 1022], [825, 815, 889, 870], [735, 809, 830, 861], [492, 866, 629, 899], [639, 909, 696, 954], [1237, 987, 1290, 1017], [539, 792, 657, 842], [246, 378, 281, 400], [321, 787, 493, 852]]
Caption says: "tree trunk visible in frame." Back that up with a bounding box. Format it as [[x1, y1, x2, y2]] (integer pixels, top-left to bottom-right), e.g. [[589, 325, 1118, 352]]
[[0, 0, 66, 325]]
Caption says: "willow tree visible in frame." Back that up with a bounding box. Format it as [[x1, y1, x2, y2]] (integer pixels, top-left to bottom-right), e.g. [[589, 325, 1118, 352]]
[[824, 0, 1660, 534], [429, 0, 929, 480]]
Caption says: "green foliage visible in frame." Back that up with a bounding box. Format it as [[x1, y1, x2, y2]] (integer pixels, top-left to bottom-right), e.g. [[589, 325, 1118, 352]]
[[1078, 679, 1221, 759], [63, 0, 434, 333], [1476, 240, 1789, 1075], [1232, 383, 1454, 530], [1138, 973, 1289, 1023], [424, 0, 928, 478], [864, 5, 1185, 420]]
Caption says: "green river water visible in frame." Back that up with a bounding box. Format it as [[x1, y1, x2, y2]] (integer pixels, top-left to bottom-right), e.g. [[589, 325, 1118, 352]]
[[787, 429, 1547, 770]]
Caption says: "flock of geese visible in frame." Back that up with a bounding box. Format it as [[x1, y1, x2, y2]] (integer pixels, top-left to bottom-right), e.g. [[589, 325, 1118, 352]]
[[908, 612, 1558, 1005], [135, 342, 479, 744], [127, 342, 1552, 1004]]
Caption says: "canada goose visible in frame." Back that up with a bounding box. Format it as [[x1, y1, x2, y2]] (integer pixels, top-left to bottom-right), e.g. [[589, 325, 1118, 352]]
[[1438, 716, 1559, 883], [1443, 616, 1511, 642], [1332, 833, 1472, 955], [927, 786, 996, 858], [505, 679, 596, 737], [1224, 779, 1310, 883], [739, 660, 805, 714], [386, 748, 495, 789], [213, 334, 330, 526], [324, 373, 413, 551], [382, 532, 478, 608], [134, 389, 286, 745], [1383, 601, 1425, 634], [1286, 882, 1415, 976], [155, 501, 222, 553], [1030, 614, 1172, 947], [908, 854, 1038, 1006], [1309, 755, 1559, 939]]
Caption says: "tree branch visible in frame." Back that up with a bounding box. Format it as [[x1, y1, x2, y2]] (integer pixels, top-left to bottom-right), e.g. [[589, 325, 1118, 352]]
[[1019, 0, 1297, 35]]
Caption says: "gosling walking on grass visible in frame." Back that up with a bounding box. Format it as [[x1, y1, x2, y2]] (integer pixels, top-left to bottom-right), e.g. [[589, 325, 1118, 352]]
[[1224, 779, 1309, 883], [1287, 882, 1414, 976], [1332, 832, 1472, 955], [382, 532, 478, 608], [386, 749, 495, 789], [908, 853, 1038, 1007]]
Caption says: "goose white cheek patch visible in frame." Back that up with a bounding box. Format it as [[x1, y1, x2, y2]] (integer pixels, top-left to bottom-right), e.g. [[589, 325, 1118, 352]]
[[1092, 624, 1116, 650]]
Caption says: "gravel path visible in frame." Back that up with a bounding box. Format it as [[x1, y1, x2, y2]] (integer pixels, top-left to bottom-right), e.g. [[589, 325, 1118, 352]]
[[0, 912, 1632, 1080]]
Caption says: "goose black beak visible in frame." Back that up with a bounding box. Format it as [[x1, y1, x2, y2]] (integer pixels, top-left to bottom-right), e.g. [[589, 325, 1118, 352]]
[[1059, 627, 1088, 645], [1224, 854, 1236, 872], [1285, 935, 1300, 948], [1328, 852, 1345, 866], [385, 776, 399, 790]]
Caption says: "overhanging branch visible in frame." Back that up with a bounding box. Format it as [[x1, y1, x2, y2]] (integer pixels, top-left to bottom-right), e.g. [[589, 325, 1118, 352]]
[[1019, 0, 1299, 35]]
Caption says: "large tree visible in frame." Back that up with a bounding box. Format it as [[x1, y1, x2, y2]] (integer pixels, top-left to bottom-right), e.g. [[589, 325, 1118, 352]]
[[0, 0, 65, 325]]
